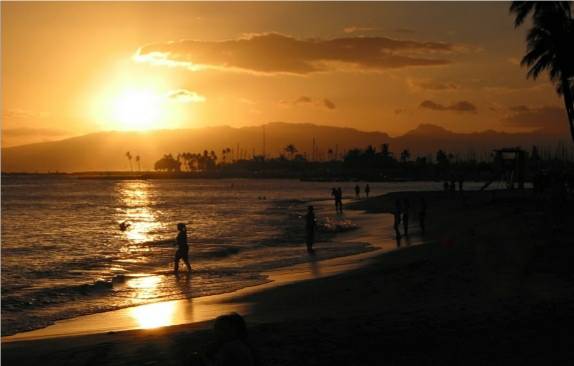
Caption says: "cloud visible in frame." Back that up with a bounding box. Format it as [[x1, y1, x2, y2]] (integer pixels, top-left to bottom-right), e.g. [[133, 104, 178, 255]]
[[135, 32, 456, 75], [323, 99, 336, 110], [344, 26, 415, 35], [408, 78, 459, 91], [508, 105, 530, 112], [295, 96, 313, 104], [393, 27, 416, 34], [2, 127, 70, 137], [3, 108, 50, 121], [502, 105, 568, 132], [419, 100, 477, 113], [343, 26, 378, 34], [166, 89, 206, 103], [281, 96, 336, 110]]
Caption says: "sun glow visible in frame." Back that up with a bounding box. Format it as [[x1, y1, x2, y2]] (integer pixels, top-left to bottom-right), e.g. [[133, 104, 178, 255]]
[[112, 89, 162, 130]]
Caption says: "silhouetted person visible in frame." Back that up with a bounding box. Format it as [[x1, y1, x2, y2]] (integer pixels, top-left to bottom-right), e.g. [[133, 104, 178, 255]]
[[331, 187, 338, 213], [450, 179, 456, 193], [419, 196, 427, 234], [354, 185, 360, 198], [365, 184, 370, 198], [174, 223, 191, 274], [458, 177, 464, 192], [119, 221, 131, 231], [393, 199, 402, 239], [305, 206, 316, 252], [443, 181, 449, 192], [402, 198, 410, 236], [194, 313, 256, 366], [336, 187, 343, 214]]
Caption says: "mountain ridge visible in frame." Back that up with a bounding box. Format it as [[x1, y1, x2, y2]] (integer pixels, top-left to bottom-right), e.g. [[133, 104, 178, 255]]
[[1, 122, 565, 172]]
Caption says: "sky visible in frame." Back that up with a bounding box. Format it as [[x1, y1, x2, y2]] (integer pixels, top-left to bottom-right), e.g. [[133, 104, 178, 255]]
[[1, 1, 568, 147]]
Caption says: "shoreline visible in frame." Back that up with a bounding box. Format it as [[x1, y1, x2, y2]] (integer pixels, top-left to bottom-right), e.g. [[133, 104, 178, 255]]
[[3, 207, 407, 342], [4, 188, 574, 365]]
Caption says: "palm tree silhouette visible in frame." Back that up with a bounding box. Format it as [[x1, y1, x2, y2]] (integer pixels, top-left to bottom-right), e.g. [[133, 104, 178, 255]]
[[284, 144, 298, 160], [510, 1, 574, 141], [125, 151, 133, 172], [135, 155, 141, 171], [400, 149, 411, 163]]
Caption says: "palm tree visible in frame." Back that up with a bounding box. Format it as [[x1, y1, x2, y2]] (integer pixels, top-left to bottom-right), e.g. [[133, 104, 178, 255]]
[[135, 155, 141, 171], [125, 151, 133, 171], [510, 1, 574, 142], [284, 144, 298, 160], [400, 149, 411, 163]]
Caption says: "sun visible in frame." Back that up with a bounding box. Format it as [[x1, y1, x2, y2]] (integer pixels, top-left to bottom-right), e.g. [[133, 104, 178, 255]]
[[112, 89, 162, 130]]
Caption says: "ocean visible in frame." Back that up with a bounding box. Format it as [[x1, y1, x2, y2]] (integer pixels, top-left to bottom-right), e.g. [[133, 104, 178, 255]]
[[1, 176, 443, 336]]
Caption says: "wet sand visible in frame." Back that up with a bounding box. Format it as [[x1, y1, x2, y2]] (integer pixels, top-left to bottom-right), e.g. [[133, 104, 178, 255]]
[[4, 189, 574, 365]]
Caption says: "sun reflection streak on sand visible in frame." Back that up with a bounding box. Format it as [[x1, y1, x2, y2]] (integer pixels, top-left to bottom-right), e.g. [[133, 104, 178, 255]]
[[129, 301, 177, 329]]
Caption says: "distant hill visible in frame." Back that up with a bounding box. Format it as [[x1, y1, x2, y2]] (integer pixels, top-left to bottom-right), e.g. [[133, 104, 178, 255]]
[[1, 122, 565, 172]]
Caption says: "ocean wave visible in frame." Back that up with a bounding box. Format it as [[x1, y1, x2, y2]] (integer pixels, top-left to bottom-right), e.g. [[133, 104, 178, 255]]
[[318, 218, 359, 233]]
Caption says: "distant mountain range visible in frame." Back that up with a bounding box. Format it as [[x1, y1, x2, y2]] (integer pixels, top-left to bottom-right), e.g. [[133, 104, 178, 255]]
[[1, 122, 565, 172]]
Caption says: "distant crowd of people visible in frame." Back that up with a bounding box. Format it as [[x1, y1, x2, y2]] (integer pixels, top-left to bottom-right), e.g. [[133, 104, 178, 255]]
[[169, 183, 429, 272], [443, 177, 464, 193]]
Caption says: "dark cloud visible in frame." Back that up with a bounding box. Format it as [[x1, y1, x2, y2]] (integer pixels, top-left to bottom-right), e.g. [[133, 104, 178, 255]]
[[281, 96, 335, 110], [419, 100, 477, 113], [323, 99, 336, 110], [295, 96, 313, 104], [136, 32, 455, 75], [2, 127, 70, 137], [502, 105, 568, 132]]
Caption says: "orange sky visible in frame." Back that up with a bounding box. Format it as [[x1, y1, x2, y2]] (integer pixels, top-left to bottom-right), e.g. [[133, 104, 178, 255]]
[[1, 2, 567, 147]]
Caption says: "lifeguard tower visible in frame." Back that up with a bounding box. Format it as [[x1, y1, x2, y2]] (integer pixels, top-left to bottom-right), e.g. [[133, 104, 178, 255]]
[[481, 147, 527, 190]]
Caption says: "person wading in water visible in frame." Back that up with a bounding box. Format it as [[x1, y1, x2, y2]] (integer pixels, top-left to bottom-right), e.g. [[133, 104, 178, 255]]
[[305, 206, 317, 253], [174, 223, 192, 274]]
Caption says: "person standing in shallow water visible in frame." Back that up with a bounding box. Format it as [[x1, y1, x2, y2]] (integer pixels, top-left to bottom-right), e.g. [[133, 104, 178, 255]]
[[393, 199, 402, 240], [305, 206, 317, 253], [402, 198, 410, 236], [331, 187, 338, 214], [365, 184, 370, 198], [418, 196, 427, 234], [355, 184, 360, 199], [174, 223, 191, 273]]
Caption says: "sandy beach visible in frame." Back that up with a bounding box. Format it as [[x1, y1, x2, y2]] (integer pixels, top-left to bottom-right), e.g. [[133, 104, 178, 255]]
[[3, 189, 574, 365]]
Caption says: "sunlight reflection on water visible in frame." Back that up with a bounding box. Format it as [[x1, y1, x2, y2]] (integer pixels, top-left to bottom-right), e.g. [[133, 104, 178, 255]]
[[116, 181, 163, 244]]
